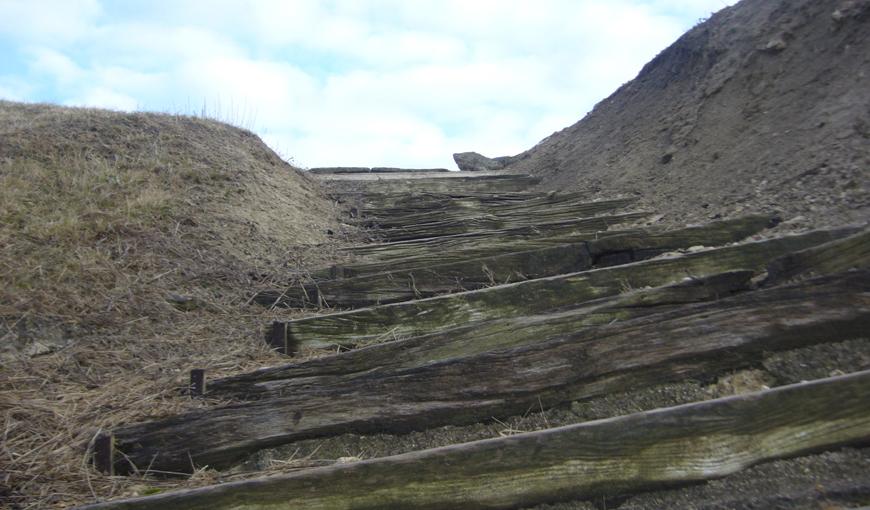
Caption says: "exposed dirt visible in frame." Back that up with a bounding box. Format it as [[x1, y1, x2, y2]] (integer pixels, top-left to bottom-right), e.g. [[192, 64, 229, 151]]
[[502, 0, 870, 231]]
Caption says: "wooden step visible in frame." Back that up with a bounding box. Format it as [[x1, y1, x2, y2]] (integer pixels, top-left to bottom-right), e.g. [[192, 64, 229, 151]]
[[308, 167, 451, 174], [763, 227, 870, 285], [100, 272, 869, 474], [352, 190, 593, 219], [335, 211, 651, 269], [341, 190, 548, 213], [257, 215, 776, 308], [219, 270, 756, 398], [82, 369, 870, 509], [360, 197, 638, 241], [320, 228, 637, 279], [357, 196, 634, 229], [315, 169, 513, 181], [323, 173, 541, 195], [270, 228, 855, 352]]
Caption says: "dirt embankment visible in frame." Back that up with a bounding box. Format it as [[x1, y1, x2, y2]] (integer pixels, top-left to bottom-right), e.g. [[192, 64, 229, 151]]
[[503, 0, 870, 230], [0, 101, 353, 508]]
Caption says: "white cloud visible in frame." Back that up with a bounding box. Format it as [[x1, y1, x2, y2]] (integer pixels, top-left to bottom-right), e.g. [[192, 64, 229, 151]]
[[28, 48, 86, 84], [0, 0, 101, 43], [65, 87, 138, 111], [176, 58, 318, 127], [1, 0, 739, 168], [0, 77, 30, 101], [90, 24, 246, 65]]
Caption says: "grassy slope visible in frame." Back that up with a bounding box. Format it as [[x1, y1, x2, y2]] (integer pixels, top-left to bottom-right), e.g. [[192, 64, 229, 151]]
[[0, 101, 353, 508]]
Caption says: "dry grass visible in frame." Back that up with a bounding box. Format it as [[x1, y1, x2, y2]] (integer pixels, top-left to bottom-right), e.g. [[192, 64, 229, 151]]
[[0, 100, 359, 508]]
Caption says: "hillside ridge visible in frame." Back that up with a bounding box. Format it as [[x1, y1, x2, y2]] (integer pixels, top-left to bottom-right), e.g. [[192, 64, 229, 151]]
[[502, 0, 869, 229]]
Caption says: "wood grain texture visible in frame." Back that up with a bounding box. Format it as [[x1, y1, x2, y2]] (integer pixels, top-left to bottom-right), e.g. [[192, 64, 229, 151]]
[[333, 213, 649, 271], [79, 370, 870, 510], [764, 227, 870, 285], [369, 210, 650, 242], [356, 197, 635, 241], [352, 190, 595, 219], [274, 228, 854, 351], [106, 272, 870, 474], [258, 215, 776, 308], [216, 270, 755, 398], [323, 174, 541, 195], [338, 190, 545, 213], [308, 167, 451, 174]]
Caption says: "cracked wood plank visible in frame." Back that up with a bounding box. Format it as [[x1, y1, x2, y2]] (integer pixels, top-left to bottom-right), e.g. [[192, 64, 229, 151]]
[[258, 215, 776, 308], [81, 370, 870, 509], [102, 272, 869, 474], [272, 228, 854, 351]]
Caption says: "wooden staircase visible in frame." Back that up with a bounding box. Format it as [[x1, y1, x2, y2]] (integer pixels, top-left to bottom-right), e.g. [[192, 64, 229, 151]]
[[80, 169, 870, 510]]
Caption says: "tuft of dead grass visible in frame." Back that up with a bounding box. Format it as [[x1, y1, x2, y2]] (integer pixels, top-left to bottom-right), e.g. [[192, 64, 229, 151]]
[[0, 100, 360, 508]]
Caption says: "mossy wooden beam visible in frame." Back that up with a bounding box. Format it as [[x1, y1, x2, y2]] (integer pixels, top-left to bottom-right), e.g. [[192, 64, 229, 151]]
[[316, 170, 507, 180], [763, 227, 870, 285], [338, 212, 649, 267], [81, 370, 870, 509], [323, 173, 541, 195], [261, 215, 777, 308], [272, 228, 854, 351], [217, 270, 755, 396], [357, 197, 635, 232], [584, 214, 779, 265], [372, 210, 651, 242], [257, 242, 592, 308], [353, 190, 593, 219], [338, 190, 544, 213], [101, 274, 869, 474], [317, 230, 627, 279], [308, 167, 451, 174]]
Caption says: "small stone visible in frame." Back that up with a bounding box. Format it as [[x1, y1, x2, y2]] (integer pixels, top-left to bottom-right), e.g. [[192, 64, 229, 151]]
[[762, 37, 788, 52], [166, 293, 200, 311]]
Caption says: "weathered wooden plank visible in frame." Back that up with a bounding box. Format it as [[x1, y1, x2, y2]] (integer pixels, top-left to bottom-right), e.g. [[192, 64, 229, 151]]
[[607, 458, 870, 510], [353, 190, 591, 219], [370, 207, 647, 242], [81, 370, 870, 509], [218, 271, 756, 397], [258, 242, 591, 308], [323, 173, 541, 195], [338, 190, 545, 213], [337, 212, 650, 268], [357, 196, 634, 230], [338, 213, 773, 280], [318, 230, 629, 279], [316, 170, 508, 180], [763, 227, 870, 285], [103, 273, 869, 473], [272, 228, 854, 351], [308, 167, 451, 174], [261, 215, 776, 309]]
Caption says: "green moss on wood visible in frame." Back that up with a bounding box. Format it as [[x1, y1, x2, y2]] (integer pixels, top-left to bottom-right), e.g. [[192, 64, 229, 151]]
[[80, 370, 870, 510], [279, 228, 856, 349]]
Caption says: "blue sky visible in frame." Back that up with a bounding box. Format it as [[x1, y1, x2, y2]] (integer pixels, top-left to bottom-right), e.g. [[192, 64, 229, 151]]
[[0, 0, 735, 169]]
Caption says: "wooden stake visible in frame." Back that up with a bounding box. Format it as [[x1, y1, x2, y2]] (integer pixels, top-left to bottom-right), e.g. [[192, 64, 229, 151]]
[[93, 432, 114, 475], [189, 369, 206, 396]]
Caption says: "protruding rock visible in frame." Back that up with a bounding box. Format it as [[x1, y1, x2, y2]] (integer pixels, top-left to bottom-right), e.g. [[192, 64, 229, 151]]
[[452, 152, 507, 172]]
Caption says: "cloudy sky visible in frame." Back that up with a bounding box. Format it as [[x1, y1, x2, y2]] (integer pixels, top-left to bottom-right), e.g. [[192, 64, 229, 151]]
[[0, 0, 735, 169]]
